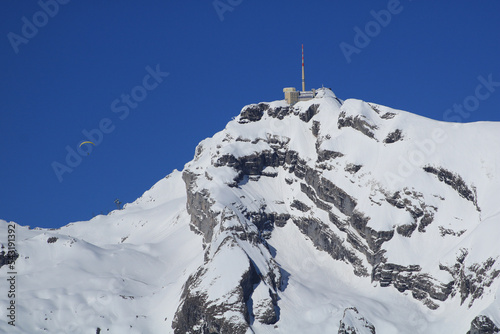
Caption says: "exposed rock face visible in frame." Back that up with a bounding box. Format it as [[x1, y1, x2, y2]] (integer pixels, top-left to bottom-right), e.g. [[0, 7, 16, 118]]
[[372, 263, 452, 310], [385, 189, 437, 234], [251, 282, 280, 325], [0, 249, 18, 269], [317, 149, 343, 163], [291, 215, 367, 277], [338, 110, 377, 139], [423, 166, 479, 210], [239, 103, 269, 123], [171, 89, 500, 332], [338, 307, 376, 334], [172, 256, 261, 334], [47, 236, 58, 243], [290, 199, 310, 212], [183, 170, 219, 243], [440, 250, 500, 307], [380, 112, 396, 119], [299, 103, 320, 123], [267, 105, 291, 120], [383, 129, 403, 143], [213, 142, 383, 277], [396, 222, 417, 237], [467, 316, 500, 334], [438, 226, 466, 237], [345, 163, 362, 174], [177, 156, 285, 332]]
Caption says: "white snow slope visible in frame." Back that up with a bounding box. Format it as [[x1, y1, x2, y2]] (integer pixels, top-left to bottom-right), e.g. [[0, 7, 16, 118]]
[[1, 88, 499, 333]]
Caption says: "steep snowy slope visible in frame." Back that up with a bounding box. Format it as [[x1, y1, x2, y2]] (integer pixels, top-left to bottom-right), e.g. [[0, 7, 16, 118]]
[[0, 171, 205, 333], [1, 88, 499, 333]]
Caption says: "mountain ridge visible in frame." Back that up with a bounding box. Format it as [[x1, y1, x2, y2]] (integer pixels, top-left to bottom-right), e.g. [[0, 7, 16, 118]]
[[1, 88, 500, 333]]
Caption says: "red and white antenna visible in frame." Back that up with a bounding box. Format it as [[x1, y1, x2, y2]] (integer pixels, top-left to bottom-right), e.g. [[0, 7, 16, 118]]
[[302, 44, 305, 92]]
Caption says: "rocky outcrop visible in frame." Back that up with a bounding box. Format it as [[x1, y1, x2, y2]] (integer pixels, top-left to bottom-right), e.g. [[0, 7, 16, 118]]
[[251, 282, 280, 325], [383, 129, 403, 143], [438, 226, 466, 237], [423, 166, 479, 211], [290, 199, 310, 212], [267, 105, 291, 120], [317, 149, 343, 163], [0, 249, 18, 269], [440, 250, 500, 307], [172, 249, 261, 334], [381, 112, 396, 119], [338, 307, 376, 334], [345, 164, 362, 174], [214, 145, 385, 277], [396, 223, 417, 237], [386, 189, 437, 234], [312, 120, 321, 136], [243, 209, 290, 240], [467, 315, 500, 334], [372, 263, 453, 309], [179, 158, 286, 332], [239, 103, 269, 123], [338, 111, 377, 139], [292, 216, 367, 277], [47, 236, 58, 243], [299, 104, 320, 123], [183, 170, 219, 243]]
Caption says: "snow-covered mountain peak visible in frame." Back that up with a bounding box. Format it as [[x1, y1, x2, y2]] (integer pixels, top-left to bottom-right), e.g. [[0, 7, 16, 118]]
[[1, 89, 500, 333]]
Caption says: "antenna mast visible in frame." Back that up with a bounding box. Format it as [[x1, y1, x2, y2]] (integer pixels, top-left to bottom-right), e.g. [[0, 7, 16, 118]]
[[302, 44, 305, 92]]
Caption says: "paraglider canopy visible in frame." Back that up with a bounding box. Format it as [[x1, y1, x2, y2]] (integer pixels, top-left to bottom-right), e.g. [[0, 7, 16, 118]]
[[79, 141, 95, 147]]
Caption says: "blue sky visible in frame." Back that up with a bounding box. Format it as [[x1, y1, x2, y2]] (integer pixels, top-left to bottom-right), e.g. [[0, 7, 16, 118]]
[[1, 1, 499, 229]]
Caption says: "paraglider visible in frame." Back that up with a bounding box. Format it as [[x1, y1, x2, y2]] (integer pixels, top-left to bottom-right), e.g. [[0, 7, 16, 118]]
[[79, 141, 95, 147], [78, 141, 95, 156]]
